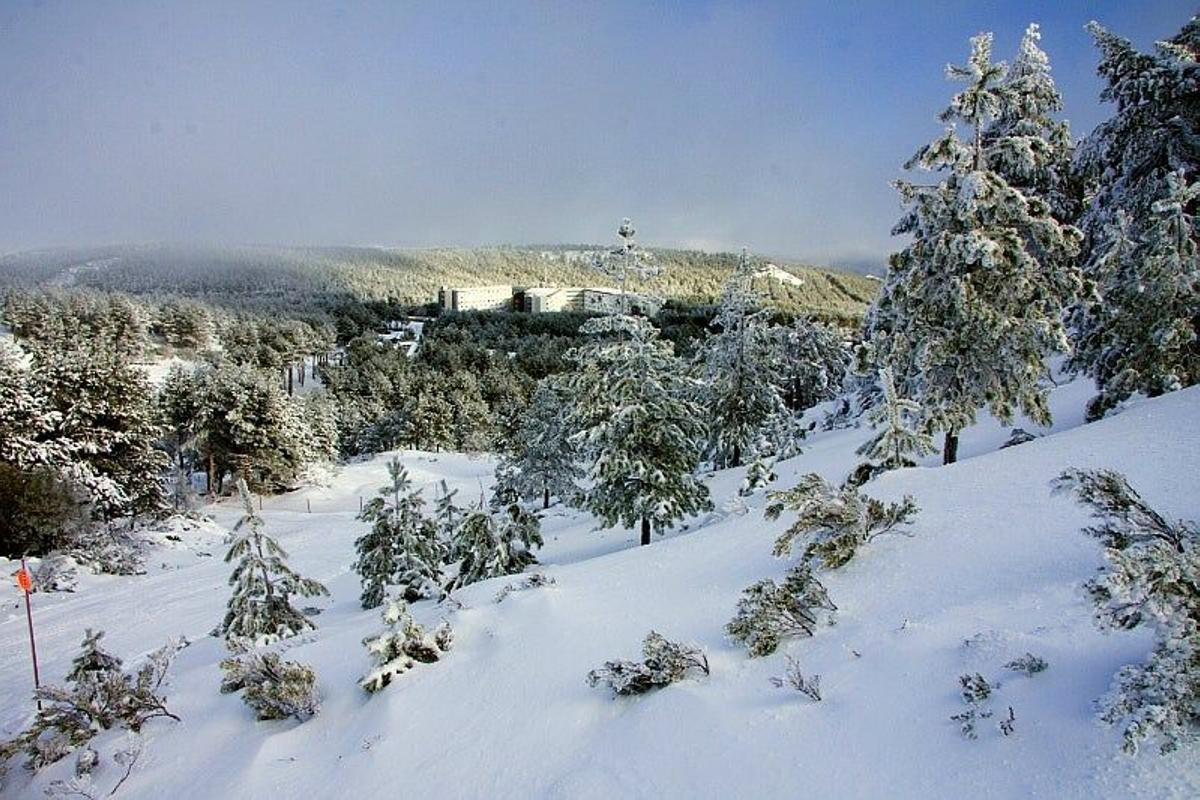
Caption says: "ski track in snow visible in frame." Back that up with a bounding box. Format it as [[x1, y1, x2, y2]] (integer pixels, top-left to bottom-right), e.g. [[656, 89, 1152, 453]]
[[1, 382, 1197, 799]]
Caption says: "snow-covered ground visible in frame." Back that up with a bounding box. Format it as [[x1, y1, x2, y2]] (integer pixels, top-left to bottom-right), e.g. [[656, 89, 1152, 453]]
[[1, 380, 1197, 798]]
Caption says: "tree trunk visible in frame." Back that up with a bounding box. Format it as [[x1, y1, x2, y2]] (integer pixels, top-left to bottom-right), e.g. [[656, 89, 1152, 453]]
[[287, 365, 294, 396], [208, 453, 216, 497], [730, 443, 741, 470], [943, 431, 959, 465], [640, 517, 651, 546], [543, 486, 550, 509]]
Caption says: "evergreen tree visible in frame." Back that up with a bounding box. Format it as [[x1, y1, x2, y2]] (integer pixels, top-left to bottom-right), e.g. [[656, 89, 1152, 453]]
[[767, 473, 918, 570], [696, 249, 796, 468], [299, 392, 340, 464], [987, 23, 1078, 222], [1069, 18, 1199, 417], [433, 479, 463, 546], [566, 315, 712, 545], [1054, 468, 1199, 754], [195, 362, 307, 493], [855, 366, 934, 471], [444, 497, 542, 591], [868, 32, 1082, 463], [359, 596, 453, 693], [31, 340, 168, 519], [498, 379, 581, 508], [779, 316, 851, 412], [354, 458, 443, 608], [221, 479, 328, 647]]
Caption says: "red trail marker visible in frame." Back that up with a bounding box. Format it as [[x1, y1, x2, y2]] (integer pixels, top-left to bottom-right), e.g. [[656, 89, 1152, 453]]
[[16, 559, 42, 710]]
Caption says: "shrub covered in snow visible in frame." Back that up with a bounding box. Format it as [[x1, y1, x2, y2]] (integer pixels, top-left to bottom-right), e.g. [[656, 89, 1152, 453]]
[[587, 631, 709, 696], [220, 652, 319, 721], [1, 630, 178, 770], [1004, 652, 1049, 676], [766, 473, 918, 569], [359, 597, 453, 693], [727, 565, 836, 657], [1054, 468, 1199, 755]]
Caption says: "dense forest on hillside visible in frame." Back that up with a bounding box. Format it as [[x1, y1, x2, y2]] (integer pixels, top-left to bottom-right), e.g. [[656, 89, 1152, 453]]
[[0, 243, 878, 324]]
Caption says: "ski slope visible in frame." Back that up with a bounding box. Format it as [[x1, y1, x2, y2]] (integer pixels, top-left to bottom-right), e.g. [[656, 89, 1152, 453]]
[[1, 382, 1197, 799]]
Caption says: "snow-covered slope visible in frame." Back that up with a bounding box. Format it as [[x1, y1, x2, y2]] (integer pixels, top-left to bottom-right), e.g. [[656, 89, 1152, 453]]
[[1, 385, 1197, 799]]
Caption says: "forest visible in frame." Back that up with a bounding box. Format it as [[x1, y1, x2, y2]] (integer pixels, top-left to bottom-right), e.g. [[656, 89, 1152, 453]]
[[0, 12, 1196, 800]]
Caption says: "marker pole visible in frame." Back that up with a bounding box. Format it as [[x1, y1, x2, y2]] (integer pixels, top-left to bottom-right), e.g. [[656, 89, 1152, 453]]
[[18, 558, 42, 711]]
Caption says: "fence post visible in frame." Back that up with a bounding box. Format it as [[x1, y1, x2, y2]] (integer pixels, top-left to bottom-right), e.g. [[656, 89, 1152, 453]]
[[307, 498, 312, 514]]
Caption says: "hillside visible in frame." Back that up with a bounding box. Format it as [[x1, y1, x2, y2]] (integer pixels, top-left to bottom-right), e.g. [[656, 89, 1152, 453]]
[[1, 379, 1196, 799], [0, 244, 878, 323]]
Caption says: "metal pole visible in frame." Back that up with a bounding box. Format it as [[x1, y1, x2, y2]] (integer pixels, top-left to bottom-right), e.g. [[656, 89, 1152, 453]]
[[19, 558, 42, 711]]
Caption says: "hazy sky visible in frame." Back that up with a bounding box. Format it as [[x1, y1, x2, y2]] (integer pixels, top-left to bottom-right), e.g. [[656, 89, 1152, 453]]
[[0, 1, 1192, 270]]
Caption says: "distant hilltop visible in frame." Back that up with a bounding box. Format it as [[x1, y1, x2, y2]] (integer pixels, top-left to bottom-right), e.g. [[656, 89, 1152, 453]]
[[0, 243, 879, 324]]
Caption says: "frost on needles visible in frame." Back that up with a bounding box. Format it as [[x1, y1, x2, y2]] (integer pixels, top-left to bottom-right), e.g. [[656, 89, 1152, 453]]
[[866, 30, 1082, 464], [766, 473, 918, 570], [1055, 468, 1200, 755]]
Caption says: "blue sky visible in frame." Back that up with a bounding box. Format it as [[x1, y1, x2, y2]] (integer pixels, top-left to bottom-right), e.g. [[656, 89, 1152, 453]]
[[0, 1, 1192, 270]]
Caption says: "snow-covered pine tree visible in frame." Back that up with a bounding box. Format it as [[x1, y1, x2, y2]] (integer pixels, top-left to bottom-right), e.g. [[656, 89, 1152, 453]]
[[31, 340, 169, 520], [299, 392, 340, 465], [589, 217, 663, 315], [433, 479, 462, 546], [354, 458, 443, 608], [987, 23, 1079, 222], [1069, 17, 1199, 418], [1073, 172, 1199, 418], [696, 249, 796, 468], [867, 32, 1082, 463], [1053, 468, 1199, 754], [221, 479, 328, 647], [220, 652, 319, 721], [566, 314, 712, 545], [359, 596, 452, 693], [855, 366, 934, 472], [779, 315, 851, 413], [444, 495, 542, 591], [499, 379, 581, 508], [195, 362, 308, 494], [767, 473, 918, 569]]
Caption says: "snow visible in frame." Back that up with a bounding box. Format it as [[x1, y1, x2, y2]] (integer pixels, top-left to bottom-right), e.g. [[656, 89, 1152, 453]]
[[1, 381, 1198, 798]]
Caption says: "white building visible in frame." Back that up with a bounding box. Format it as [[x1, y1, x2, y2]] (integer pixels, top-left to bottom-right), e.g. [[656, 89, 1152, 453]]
[[438, 285, 514, 312]]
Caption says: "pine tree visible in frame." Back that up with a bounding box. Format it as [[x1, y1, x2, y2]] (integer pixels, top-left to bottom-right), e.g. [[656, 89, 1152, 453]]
[[359, 596, 452, 693], [868, 32, 1082, 463], [444, 497, 542, 591], [855, 366, 934, 471], [779, 316, 851, 412], [221, 479, 328, 647], [354, 458, 443, 608], [696, 249, 796, 468], [566, 315, 712, 545], [195, 362, 308, 493], [433, 479, 462, 546], [1054, 468, 1199, 754], [1069, 18, 1199, 417], [499, 379, 581, 508], [987, 23, 1078, 222], [767, 473, 918, 570], [31, 340, 169, 519]]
